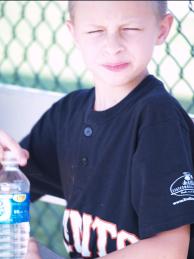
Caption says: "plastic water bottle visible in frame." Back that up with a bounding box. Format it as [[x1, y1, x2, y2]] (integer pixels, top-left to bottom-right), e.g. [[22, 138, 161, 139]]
[[0, 151, 30, 258]]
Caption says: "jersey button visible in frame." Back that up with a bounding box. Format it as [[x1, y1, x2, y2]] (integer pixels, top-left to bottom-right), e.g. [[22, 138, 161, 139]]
[[84, 127, 93, 137], [80, 157, 88, 166]]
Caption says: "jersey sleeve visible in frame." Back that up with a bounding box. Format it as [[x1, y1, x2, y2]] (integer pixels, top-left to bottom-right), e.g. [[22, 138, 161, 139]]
[[131, 118, 194, 239], [20, 98, 65, 201]]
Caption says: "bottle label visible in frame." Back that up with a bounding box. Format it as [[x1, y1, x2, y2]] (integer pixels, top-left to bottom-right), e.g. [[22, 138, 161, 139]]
[[0, 193, 30, 224]]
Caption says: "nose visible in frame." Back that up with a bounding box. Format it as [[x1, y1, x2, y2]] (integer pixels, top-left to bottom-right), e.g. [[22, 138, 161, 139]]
[[104, 33, 124, 56]]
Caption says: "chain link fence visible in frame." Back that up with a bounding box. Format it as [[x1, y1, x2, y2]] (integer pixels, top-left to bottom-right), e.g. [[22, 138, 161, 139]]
[[0, 1, 194, 257]]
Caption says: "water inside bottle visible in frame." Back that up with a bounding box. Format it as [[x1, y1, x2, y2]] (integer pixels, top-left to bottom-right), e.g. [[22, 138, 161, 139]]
[[0, 153, 30, 259]]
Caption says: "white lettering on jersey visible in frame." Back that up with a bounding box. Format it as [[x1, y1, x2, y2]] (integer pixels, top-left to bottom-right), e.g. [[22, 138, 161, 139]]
[[63, 209, 73, 253], [63, 209, 139, 257], [82, 213, 93, 257], [92, 217, 117, 257], [69, 210, 82, 253], [63, 210, 92, 257], [117, 230, 139, 250]]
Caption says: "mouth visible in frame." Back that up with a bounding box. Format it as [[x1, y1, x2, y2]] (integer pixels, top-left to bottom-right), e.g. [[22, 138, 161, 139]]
[[102, 62, 129, 72]]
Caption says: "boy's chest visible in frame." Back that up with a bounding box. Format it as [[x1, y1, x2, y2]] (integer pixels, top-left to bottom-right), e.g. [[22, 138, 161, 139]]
[[57, 117, 137, 198], [59, 115, 137, 171], [57, 118, 140, 257]]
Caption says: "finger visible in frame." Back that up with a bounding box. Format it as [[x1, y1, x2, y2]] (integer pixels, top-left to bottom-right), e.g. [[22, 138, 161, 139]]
[[0, 145, 3, 162], [27, 237, 39, 253], [19, 149, 29, 166], [0, 130, 29, 166], [25, 238, 41, 259]]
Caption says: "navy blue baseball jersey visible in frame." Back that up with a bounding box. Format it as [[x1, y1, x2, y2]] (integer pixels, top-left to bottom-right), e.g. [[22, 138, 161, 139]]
[[21, 75, 194, 258]]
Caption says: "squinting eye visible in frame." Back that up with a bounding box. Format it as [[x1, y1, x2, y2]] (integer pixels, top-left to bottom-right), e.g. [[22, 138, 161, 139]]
[[123, 28, 140, 31], [87, 30, 103, 34]]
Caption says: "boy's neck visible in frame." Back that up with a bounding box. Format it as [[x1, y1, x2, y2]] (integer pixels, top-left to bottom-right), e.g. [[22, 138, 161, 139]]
[[93, 71, 149, 111]]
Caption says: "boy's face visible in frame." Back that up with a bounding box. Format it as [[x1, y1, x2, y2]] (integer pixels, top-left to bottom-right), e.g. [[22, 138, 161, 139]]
[[67, 1, 173, 89]]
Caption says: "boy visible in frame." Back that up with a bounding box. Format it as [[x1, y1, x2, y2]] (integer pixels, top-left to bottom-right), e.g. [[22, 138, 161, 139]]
[[1, 1, 194, 258]]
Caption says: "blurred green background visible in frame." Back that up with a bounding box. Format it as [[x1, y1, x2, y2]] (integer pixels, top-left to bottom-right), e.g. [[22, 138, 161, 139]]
[[0, 1, 194, 257]]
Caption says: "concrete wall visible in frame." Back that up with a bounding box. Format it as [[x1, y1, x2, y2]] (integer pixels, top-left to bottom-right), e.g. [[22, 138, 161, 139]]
[[0, 84, 64, 141], [0, 84, 67, 205]]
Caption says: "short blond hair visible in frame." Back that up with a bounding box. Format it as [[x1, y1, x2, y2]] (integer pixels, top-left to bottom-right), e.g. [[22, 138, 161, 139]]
[[67, 1, 168, 20]]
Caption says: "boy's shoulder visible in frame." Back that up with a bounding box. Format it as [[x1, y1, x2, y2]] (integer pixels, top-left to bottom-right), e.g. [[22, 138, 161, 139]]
[[134, 76, 190, 128], [140, 75, 177, 107], [140, 76, 181, 110]]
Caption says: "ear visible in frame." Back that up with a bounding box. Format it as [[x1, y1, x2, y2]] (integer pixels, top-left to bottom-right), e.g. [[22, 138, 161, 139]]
[[66, 20, 80, 48], [156, 14, 174, 45], [66, 20, 75, 38]]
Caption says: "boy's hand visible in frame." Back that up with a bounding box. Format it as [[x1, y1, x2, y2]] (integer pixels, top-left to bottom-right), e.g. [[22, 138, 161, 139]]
[[0, 129, 29, 166], [25, 238, 41, 259]]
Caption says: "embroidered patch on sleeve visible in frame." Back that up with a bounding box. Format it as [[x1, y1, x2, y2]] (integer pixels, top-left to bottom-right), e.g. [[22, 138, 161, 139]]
[[170, 172, 194, 205]]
